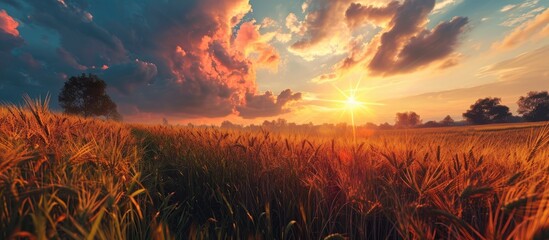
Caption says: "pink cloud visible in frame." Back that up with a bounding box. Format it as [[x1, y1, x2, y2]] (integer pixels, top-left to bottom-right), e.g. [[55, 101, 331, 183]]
[[234, 21, 280, 71], [0, 10, 19, 37]]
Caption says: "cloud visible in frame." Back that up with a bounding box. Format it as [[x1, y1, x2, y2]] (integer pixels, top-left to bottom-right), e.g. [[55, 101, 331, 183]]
[[275, 32, 292, 43], [261, 17, 277, 28], [0, 0, 300, 119], [288, 0, 466, 62], [25, 1, 128, 66], [500, 0, 545, 27], [389, 16, 469, 73], [520, 0, 540, 9], [368, 0, 437, 73], [302, 1, 310, 13], [310, 73, 338, 84], [0, 9, 19, 37], [345, 1, 399, 28], [306, 0, 469, 83], [57, 48, 87, 70], [481, 44, 549, 78], [237, 89, 302, 118], [234, 21, 280, 71], [0, 9, 24, 76], [501, 7, 545, 27], [494, 8, 549, 50], [317, 0, 469, 79], [340, 32, 382, 69], [438, 53, 461, 69], [432, 0, 459, 14], [288, 0, 354, 59], [285, 13, 306, 35], [500, 4, 517, 12], [103, 59, 158, 95]]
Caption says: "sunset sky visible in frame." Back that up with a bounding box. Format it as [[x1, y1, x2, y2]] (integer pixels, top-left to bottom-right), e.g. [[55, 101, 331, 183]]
[[0, 0, 548, 125]]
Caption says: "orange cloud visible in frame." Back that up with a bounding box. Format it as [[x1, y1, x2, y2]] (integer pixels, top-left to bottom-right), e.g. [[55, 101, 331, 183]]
[[260, 17, 277, 28], [494, 8, 549, 50], [234, 21, 280, 71], [0, 10, 19, 37]]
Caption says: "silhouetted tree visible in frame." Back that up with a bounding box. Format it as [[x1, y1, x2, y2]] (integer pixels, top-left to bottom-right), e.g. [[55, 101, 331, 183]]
[[422, 121, 441, 128], [221, 120, 234, 128], [275, 118, 288, 127], [59, 73, 121, 121], [395, 111, 422, 128], [517, 91, 549, 122], [262, 120, 275, 128], [378, 122, 393, 130], [364, 122, 378, 129], [441, 115, 454, 126], [463, 97, 511, 124]]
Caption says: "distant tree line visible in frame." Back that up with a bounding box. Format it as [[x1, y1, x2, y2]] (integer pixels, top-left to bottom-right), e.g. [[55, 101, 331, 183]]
[[220, 91, 549, 131], [390, 91, 549, 129]]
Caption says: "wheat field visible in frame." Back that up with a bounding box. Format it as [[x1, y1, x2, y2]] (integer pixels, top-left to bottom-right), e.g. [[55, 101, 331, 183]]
[[1, 98, 549, 239]]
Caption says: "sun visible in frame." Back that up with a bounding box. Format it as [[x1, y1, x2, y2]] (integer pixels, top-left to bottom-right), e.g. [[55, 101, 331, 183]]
[[338, 88, 369, 144], [302, 75, 383, 144], [345, 95, 361, 110]]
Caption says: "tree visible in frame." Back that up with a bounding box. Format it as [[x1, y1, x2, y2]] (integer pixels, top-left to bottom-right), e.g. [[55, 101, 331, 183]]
[[422, 121, 441, 128], [517, 91, 549, 122], [463, 97, 511, 124], [58, 73, 121, 120], [441, 115, 454, 126], [364, 122, 378, 129], [162, 117, 170, 126], [378, 122, 393, 130], [395, 111, 422, 128], [221, 120, 237, 129]]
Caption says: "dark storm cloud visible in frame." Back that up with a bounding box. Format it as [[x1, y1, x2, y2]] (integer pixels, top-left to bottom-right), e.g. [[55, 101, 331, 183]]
[[103, 60, 157, 95], [23, 0, 128, 66], [237, 89, 302, 119], [57, 48, 87, 71], [0, 28, 22, 65], [0, 0, 300, 119]]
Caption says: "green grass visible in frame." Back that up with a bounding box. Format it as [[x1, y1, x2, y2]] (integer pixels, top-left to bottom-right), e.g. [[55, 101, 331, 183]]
[[1, 98, 549, 239]]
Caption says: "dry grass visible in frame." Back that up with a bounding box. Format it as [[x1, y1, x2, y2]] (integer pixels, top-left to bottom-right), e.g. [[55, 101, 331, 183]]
[[1, 98, 549, 239]]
